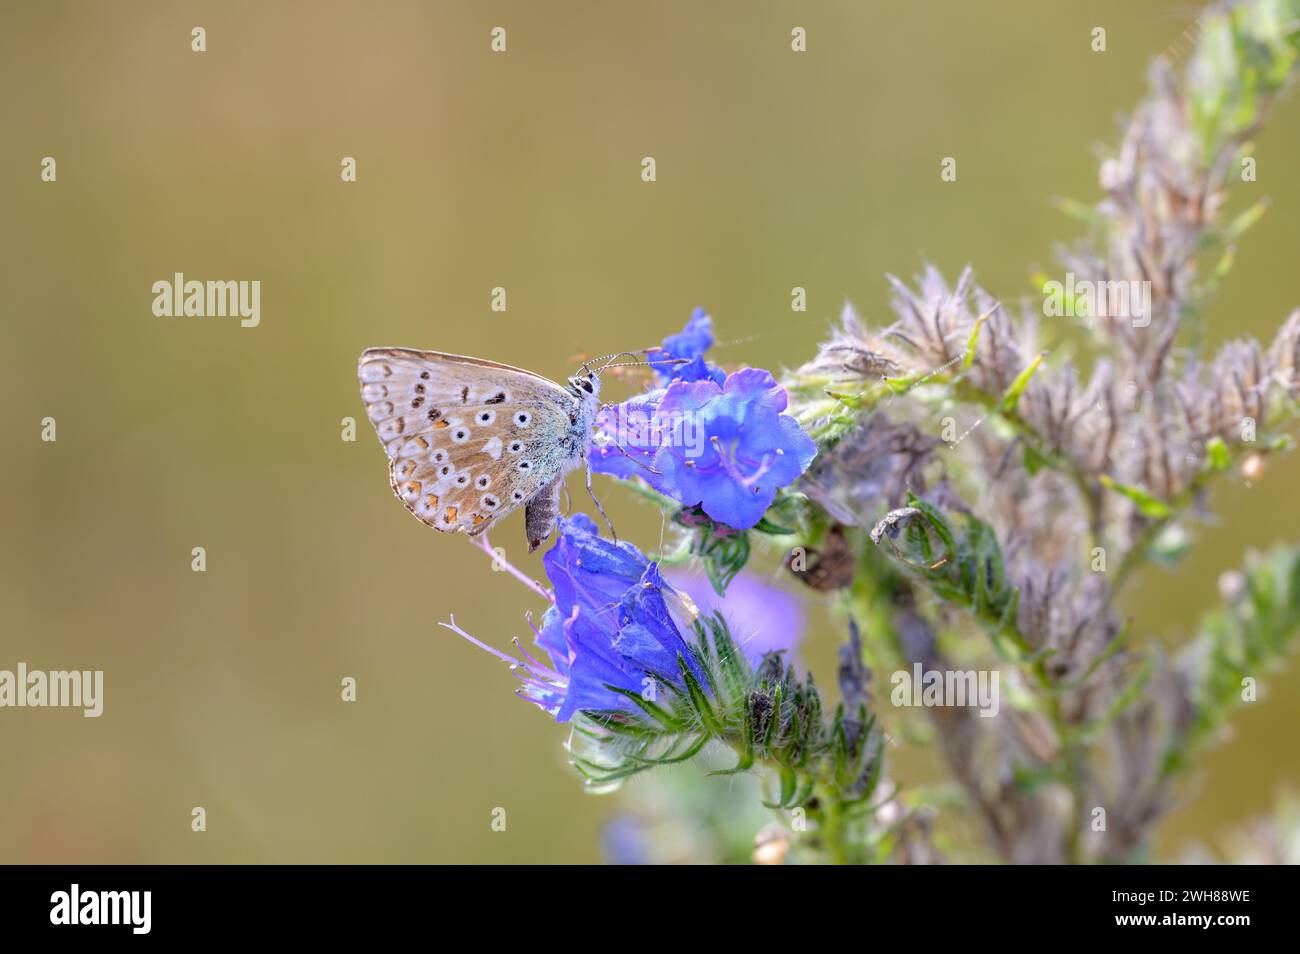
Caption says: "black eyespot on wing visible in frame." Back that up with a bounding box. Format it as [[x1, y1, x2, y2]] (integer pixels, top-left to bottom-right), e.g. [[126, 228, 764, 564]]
[[485, 392, 506, 405]]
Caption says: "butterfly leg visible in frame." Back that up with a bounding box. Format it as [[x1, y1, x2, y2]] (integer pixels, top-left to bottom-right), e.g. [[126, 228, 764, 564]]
[[584, 456, 618, 543]]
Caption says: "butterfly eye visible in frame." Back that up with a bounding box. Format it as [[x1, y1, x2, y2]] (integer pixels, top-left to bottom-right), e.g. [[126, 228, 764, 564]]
[[477, 410, 495, 424], [514, 412, 531, 427], [580, 380, 593, 393]]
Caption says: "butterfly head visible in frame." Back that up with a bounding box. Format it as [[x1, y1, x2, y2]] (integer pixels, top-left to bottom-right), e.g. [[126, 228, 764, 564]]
[[567, 370, 602, 411]]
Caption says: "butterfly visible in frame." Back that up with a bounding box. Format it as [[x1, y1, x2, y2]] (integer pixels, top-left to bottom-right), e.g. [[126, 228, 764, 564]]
[[358, 348, 610, 552]]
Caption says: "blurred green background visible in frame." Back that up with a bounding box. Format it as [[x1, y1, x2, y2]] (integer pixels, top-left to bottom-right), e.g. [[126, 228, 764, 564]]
[[2, 0, 1297, 863]]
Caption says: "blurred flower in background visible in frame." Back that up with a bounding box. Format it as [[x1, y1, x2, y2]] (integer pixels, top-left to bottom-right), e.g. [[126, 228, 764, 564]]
[[666, 569, 806, 665]]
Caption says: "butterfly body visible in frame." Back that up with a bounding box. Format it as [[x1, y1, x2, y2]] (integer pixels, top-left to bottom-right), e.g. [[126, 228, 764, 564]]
[[358, 348, 601, 550]]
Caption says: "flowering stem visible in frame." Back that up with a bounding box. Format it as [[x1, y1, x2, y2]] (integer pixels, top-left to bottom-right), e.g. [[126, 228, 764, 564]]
[[473, 533, 553, 603]]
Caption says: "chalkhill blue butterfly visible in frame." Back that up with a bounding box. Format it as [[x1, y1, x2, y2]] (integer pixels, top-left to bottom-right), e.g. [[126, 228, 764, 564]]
[[358, 348, 667, 551]]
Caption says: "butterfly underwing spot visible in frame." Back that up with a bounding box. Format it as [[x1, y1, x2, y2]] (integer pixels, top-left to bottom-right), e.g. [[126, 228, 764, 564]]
[[368, 401, 395, 422], [412, 397, 425, 409], [378, 417, 405, 441], [432, 449, 448, 464], [481, 436, 502, 460], [476, 410, 495, 425], [397, 459, 418, 478], [419, 371, 430, 380], [460, 386, 469, 403], [443, 506, 458, 525], [507, 440, 523, 454], [517, 460, 532, 471], [400, 436, 429, 457], [454, 473, 470, 487], [515, 411, 532, 427], [475, 475, 491, 489], [451, 427, 471, 443], [361, 383, 388, 401], [485, 391, 507, 404], [397, 480, 422, 503], [482, 495, 500, 510]]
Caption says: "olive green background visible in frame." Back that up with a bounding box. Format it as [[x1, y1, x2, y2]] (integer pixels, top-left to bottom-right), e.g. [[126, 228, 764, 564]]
[[1, 0, 1297, 863]]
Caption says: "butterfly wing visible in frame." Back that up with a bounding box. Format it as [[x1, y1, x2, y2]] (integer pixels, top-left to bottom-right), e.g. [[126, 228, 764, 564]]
[[358, 348, 581, 538]]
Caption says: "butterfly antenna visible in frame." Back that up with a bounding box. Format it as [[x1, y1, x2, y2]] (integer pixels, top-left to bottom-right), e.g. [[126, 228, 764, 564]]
[[580, 348, 654, 375], [598, 356, 689, 373]]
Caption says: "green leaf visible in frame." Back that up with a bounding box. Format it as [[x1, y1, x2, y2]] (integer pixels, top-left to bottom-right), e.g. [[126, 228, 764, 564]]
[[1022, 441, 1049, 476], [1205, 436, 1232, 471], [1098, 473, 1172, 519], [998, 351, 1047, 413]]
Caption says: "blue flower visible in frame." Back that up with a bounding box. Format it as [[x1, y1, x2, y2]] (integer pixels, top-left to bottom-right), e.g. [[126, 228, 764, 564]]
[[655, 308, 726, 385], [443, 515, 707, 723], [593, 367, 817, 530]]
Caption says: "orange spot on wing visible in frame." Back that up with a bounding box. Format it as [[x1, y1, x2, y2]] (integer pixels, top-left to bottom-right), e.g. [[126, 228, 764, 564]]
[[434, 420, 449, 429]]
